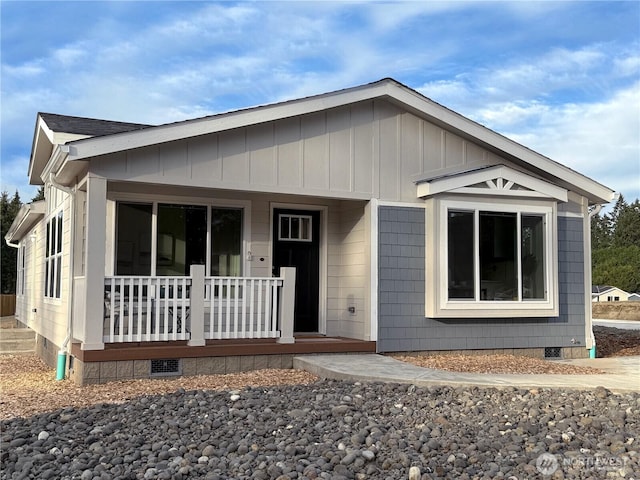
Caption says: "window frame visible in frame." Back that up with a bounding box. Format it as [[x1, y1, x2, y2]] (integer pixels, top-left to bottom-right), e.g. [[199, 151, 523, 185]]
[[44, 209, 64, 300], [427, 196, 558, 318], [17, 244, 26, 296], [277, 213, 313, 242], [111, 194, 250, 278]]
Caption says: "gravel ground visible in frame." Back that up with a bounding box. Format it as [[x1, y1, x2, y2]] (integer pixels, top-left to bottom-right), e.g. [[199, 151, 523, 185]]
[[1, 326, 639, 479], [1, 381, 638, 480]]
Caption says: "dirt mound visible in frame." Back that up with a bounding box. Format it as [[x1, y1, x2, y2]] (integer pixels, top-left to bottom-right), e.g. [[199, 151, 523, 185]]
[[592, 302, 640, 320]]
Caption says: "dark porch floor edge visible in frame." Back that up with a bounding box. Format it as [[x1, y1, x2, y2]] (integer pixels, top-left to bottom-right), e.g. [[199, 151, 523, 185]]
[[71, 337, 376, 362]]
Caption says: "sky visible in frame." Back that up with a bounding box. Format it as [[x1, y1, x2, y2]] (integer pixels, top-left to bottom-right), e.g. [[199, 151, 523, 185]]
[[1, 1, 639, 206]]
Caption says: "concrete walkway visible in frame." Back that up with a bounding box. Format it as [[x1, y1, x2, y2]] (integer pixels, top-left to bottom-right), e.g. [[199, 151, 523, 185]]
[[293, 354, 640, 394]]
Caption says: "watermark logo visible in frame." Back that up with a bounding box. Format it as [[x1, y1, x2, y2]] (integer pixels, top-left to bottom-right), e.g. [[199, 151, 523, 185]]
[[536, 453, 559, 475], [535, 452, 629, 476]]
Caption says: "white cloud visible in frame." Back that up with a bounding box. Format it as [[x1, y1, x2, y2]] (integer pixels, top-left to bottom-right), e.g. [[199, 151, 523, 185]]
[[52, 45, 87, 66], [505, 83, 640, 199], [2, 61, 45, 77]]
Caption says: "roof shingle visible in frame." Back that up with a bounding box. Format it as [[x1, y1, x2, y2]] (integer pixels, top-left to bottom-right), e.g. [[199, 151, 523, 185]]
[[39, 112, 151, 137]]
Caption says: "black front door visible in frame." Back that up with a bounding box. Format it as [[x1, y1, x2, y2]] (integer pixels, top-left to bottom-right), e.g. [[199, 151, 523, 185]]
[[272, 209, 320, 333]]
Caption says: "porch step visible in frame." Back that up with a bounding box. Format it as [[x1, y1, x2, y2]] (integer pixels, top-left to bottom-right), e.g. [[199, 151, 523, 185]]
[[0, 328, 35, 354]]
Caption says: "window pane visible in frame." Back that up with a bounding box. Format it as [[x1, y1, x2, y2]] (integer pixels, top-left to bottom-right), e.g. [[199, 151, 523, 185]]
[[49, 258, 55, 297], [56, 212, 63, 254], [55, 257, 62, 298], [522, 215, 545, 299], [157, 204, 207, 276], [291, 217, 300, 239], [46, 221, 51, 257], [448, 210, 474, 299], [280, 216, 289, 240], [301, 217, 310, 240], [45, 260, 49, 296], [480, 212, 517, 301], [116, 203, 152, 275], [211, 208, 242, 276]]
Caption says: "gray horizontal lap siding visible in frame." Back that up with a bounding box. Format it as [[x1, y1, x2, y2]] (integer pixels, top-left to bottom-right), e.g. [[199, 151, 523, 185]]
[[377, 207, 586, 353]]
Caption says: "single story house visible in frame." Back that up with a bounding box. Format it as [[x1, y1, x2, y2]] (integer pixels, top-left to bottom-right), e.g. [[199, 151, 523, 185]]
[[592, 285, 634, 302], [6, 78, 615, 384]]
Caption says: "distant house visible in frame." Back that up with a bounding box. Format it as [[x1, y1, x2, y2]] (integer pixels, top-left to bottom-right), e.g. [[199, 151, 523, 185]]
[[627, 293, 640, 302], [5, 78, 615, 384], [592, 285, 633, 302]]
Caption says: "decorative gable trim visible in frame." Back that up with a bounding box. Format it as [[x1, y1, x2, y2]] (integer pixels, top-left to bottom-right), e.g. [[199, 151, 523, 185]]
[[416, 165, 568, 202]]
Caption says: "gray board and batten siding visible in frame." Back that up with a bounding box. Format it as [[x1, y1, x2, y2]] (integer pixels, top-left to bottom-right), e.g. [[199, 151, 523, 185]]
[[376, 206, 586, 353], [88, 98, 508, 204]]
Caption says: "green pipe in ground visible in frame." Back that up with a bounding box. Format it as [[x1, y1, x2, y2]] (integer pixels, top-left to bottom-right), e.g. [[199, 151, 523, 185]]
[[56, 350, 67, 381]]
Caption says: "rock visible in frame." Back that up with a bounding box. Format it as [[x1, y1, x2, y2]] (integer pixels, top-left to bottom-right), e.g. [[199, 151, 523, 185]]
[[361, 450, 375, 461], [408, 466, 421, 480], [0, 381, 636, 480]]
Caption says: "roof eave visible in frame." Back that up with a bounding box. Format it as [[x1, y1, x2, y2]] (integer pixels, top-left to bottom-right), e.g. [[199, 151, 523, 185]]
[[62, 78, 615, 205], [5, 201, 46, 244]]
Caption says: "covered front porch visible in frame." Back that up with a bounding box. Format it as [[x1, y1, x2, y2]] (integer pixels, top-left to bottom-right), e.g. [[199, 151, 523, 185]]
[[71, 176, 375, 354]]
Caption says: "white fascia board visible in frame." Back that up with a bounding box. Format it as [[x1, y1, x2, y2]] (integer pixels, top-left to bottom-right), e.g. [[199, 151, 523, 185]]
[[66, 82, 391, 161], [40, 145, 70, 185], [5, 201, 46, 243], [416, 165, 568, 202], [30, 114, 89, 185]]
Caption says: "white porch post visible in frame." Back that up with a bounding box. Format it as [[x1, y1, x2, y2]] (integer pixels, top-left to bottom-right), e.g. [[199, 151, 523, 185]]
[[188, 265, 206, 346], [81, 175, 107, 350], [277, 267, 296, 344]]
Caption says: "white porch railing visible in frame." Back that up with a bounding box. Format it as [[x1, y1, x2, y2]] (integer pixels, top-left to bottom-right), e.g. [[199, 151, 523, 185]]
[[102, 266, 296, 345], [204, 277, 282, 339], [104, 276, 191, 343]]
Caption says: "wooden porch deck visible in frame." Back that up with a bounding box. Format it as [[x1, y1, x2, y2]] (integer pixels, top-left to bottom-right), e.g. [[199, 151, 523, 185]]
[[71, 336, 376, 362]]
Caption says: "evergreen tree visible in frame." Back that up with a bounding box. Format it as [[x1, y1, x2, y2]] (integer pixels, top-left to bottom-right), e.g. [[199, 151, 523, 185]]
[[612, 199, 640, 248], [31, 186, 45, 202], [590, 211, 611, 249], [591, 195, 640, 293], [0, 191, 22, 294]]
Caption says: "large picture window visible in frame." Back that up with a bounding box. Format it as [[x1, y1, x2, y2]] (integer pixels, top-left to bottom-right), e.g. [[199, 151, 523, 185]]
[[115, 202, 243, 277], [45, 211, 63, 299], [448, 209, 546, 302], [428, 198, 558, 318]]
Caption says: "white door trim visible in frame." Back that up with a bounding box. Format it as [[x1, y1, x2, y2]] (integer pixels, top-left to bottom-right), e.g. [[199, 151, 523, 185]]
[[270, 202, 328, 335]]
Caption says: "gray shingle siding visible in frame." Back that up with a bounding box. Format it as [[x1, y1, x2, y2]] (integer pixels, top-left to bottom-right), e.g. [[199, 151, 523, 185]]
[[377, 207, 587, 353]]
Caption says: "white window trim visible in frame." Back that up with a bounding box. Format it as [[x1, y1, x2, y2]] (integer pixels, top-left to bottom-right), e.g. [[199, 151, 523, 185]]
[[44, 209, 64, 301], [108, 193, 251, 277], [278, 213, 313, 242], [426, 196, 559, 318]]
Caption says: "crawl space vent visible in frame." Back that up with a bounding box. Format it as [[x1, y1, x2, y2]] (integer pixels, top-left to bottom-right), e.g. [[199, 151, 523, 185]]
[[150, 359, 181, 376], [544, 347, 562, 359]]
